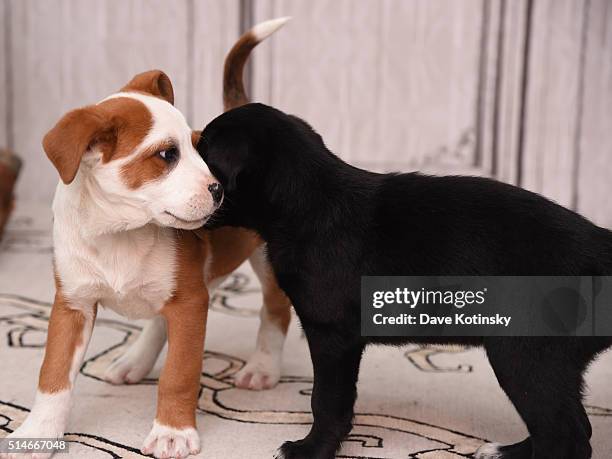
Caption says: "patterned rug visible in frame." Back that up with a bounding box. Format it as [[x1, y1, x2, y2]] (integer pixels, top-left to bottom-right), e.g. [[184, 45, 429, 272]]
[[1, 202, 612, 459]]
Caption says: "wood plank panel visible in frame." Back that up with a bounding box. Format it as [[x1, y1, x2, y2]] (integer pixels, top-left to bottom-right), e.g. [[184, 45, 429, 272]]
[[0, 0, 9, 148], [253, 0, 485, 173], [492, 0, 529, 185], [475, 0, 501, 176], [9, 0, 63, 202], [9, 0, 229, 203], [191, 0, 241, 129], [519, 0, 586, 207], [576, 0, 612, 227]]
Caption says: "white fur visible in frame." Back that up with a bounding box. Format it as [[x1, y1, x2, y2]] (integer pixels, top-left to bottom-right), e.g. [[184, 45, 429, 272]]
[[1, 390, 71, 459], [250, 17, 292, 42], [53, 91, 218, 320], [475, 442, 504, 458], [95, 91, 218, 233], [107, 245, 290, 391], [142, 421, 200, 459], [53, 210, 177, 319], [234, 344, 283, 390], [11, 90, 213, 457], [113, 245, 289, 390]]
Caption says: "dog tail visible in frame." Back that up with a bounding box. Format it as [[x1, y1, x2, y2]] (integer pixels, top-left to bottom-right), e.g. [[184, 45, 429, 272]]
[[223, 17, 291, 111]]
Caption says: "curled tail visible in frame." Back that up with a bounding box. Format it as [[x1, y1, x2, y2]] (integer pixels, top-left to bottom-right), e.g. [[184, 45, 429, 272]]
[[223, 17, 291, 111]]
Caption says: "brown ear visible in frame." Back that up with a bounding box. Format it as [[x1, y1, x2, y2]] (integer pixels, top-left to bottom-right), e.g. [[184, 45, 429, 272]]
[[42, 106, 113, 185], [191, 130, 202, 148], [121, 70, 174, 105]]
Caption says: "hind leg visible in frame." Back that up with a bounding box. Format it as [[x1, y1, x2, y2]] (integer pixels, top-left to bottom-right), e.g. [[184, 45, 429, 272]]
[[104, 316, 167, 384], [478, 338, 592, 459], [235, 245, 291, 390]]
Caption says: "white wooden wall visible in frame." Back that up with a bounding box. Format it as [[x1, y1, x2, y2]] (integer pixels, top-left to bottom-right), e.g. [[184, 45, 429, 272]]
[[253, 0, 485, 174], [2, 0, 612, 227], [3, 0, 240, 204], [577, 0, 612, 226]]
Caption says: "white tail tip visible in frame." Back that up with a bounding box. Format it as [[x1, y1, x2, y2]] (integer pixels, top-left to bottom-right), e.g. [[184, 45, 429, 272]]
[[250, 17, 292, 42]]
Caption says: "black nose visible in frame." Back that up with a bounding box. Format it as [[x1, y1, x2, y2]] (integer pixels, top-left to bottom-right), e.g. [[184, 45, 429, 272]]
[[208, 182, 223, 205]]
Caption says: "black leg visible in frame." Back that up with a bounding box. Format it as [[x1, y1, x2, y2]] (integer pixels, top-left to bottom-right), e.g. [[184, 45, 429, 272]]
[[478, 338, 592, 459], [278, 326, 364, 459]]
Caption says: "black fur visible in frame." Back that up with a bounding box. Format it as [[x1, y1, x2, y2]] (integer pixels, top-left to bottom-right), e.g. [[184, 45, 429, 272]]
[[199, 103, 612, 459]]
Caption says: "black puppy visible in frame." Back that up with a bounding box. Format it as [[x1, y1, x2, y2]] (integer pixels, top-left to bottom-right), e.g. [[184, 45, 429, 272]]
[[199, 103, 612, 459]]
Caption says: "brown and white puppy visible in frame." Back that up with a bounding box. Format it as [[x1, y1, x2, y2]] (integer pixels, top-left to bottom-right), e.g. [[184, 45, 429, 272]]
[[2, 19, 291, 459], [106, 17, 294, 394]]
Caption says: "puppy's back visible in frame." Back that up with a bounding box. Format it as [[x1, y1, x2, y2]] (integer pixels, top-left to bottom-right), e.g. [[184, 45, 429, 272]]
[[371, 173, 612, 276]]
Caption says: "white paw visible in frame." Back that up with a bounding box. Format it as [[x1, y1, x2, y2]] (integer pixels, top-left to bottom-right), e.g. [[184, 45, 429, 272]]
[[234, 352, 281, 390], [104, 352, 154, 385], [474, 442, 503, 459], [141, 421, 200, 459]]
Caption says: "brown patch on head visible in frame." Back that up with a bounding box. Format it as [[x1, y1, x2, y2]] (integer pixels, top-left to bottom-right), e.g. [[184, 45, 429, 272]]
[[42, 97, 153, 184], [97, 97, 153, 162], [120, 140, 174, 189], [121, 70, 174, 105]]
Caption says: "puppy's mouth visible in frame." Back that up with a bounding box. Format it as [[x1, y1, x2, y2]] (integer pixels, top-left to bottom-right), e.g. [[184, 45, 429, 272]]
[[163, 211, 208, 225]]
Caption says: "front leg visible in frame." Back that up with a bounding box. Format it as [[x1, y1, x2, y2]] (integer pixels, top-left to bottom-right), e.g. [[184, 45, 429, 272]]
[[2, 290, 96, 459], [141, 251, 209, 459], [279, 326, 364, 459]]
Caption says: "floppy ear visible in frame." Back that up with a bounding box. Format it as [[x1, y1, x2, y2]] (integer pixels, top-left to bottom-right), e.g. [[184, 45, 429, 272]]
[[121, 70, 174, 105], [191, 130, 202, 148], [202, 134, 252, 193], [42, 106, 113, 185]]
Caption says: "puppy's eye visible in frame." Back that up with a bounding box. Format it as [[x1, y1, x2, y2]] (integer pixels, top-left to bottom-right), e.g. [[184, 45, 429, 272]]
[[158, 147, 179, 163]]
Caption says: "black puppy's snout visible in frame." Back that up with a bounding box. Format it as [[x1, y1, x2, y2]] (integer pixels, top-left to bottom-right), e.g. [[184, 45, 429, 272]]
[[208, 182, 223, 205]]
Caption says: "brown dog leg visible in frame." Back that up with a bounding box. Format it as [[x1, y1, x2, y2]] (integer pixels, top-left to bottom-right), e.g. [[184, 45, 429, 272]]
[[142, 232, 209, 459], [0, 149, 21, 242]]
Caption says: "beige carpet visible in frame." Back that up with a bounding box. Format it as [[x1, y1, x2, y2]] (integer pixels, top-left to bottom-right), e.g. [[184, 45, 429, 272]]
[[1, 202, 612, 459]]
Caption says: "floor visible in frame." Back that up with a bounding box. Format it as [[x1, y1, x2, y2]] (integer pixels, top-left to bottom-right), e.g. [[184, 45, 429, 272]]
[[1, 202, 612, 459]]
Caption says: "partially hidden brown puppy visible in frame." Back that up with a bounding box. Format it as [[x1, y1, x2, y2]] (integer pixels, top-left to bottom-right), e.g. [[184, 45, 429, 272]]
[[1, 18, 291, 459]]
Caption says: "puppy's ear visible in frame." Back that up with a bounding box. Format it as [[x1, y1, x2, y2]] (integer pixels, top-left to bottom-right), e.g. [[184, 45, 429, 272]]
[[191, 130, 202, 149], [202, 134, 252, 193], [43, 106, 114, 185], [121, 70, 174, 105]]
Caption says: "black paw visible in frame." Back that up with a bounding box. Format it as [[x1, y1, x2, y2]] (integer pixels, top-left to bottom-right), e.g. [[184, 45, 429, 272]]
[[276, 439, 335, 459]]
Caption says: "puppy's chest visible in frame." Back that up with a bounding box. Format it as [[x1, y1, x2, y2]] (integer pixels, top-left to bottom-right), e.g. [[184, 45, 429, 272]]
[[268, 241, 355, 314], [57, 227, 177, 319]]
